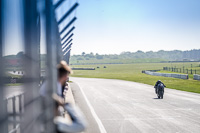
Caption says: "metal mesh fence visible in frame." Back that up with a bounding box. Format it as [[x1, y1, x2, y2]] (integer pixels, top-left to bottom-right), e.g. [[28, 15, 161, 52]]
[[0, 0, 78, 132]]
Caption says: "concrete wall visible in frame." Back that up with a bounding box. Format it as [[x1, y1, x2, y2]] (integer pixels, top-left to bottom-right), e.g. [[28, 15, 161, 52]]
[[193, 74, 200, 81], [144, 71, 188, 79]]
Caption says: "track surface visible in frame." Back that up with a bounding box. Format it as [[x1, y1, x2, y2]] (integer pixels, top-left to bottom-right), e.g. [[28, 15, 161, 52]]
[[70, 77, 200, 133]]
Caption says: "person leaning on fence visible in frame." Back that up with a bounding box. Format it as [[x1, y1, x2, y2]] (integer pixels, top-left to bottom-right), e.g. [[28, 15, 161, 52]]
[[55, 61, 87, 133], [40, 60, 87, 133]]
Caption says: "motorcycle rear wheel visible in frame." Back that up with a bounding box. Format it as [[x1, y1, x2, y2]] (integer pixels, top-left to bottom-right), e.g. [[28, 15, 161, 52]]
[[160, 91, 164, 99], [157, 94, 160, 99]]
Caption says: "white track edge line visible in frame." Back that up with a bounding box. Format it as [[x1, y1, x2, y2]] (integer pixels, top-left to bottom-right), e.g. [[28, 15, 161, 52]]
[[76, 82, 107, 133]]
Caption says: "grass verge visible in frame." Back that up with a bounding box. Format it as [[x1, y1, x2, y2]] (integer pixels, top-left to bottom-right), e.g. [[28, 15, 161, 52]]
[[70, 63, 200, 94]]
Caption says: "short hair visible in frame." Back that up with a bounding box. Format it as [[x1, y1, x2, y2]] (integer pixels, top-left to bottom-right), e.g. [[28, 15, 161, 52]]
[[57, 61, 72, 78]]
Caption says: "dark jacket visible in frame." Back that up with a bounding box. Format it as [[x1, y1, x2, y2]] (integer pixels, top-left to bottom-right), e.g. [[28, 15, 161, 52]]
[[155, 81, 166, 88]]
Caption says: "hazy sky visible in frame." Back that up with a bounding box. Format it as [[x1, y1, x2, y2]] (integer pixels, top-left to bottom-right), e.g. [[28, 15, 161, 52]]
[[3, 0, 24, 56], [2, 0, 200, 56], [71, 0, 200, 55]]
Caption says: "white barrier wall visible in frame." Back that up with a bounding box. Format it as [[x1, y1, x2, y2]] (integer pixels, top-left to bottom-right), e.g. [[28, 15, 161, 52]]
[[193, 74, 200, 80], [144, 71, 188, 79]]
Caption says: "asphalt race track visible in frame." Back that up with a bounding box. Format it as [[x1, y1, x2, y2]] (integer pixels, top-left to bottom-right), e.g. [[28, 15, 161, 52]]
[[70, 77, 200, 133]]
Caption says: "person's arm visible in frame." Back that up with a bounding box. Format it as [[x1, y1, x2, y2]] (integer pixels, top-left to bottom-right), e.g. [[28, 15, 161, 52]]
[[54, 103, 87, 133], [160, 82, 166, 87]]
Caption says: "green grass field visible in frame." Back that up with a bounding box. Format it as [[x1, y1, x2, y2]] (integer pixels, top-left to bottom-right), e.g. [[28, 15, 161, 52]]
[[70, 62, 200, 93]]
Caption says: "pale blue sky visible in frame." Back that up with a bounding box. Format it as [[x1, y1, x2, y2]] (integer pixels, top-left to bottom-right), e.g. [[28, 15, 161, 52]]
[[3, 0, 24, 56], [72, 0, 200, 55], [2, 0, 200, 56]]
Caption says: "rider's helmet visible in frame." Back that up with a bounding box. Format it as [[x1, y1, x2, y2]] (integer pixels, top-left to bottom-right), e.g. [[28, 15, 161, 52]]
[[157, 80, 161, 84]]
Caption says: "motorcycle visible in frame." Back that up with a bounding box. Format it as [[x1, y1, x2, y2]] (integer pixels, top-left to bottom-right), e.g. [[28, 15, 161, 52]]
[[156, 83, 165, 99]]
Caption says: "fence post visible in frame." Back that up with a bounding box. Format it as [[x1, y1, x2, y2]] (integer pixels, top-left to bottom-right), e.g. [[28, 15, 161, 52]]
[[191, 69, 192, 74], [22, 0, 41, 132], [0, 0, 8, 132], [18, 94, 22, 133], [4, 99, 8, 118], [4, 99, 8, 133], [186, 69, 188, 74], [12, 96, 16, 130], [19, 95, 22, 113], [44, 0, 58, 132], [195, 70, 196, 74]]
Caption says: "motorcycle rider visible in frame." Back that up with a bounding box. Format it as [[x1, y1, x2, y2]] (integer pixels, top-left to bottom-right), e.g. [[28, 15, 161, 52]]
[[154, 80, 166, 94]]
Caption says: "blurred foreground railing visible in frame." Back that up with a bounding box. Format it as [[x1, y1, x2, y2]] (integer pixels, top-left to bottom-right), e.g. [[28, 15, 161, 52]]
[[5, 93, 24, 133], [0, 0, 78, 132]]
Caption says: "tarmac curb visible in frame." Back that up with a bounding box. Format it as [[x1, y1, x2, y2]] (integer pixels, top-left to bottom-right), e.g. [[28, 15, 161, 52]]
[[65, 83, 75, 105]]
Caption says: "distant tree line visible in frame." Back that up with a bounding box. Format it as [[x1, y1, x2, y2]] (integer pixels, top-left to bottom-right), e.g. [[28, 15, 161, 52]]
[[3, 49, 200, 65], [70, 49, 200, 63], [3, 52, 46, 69]]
